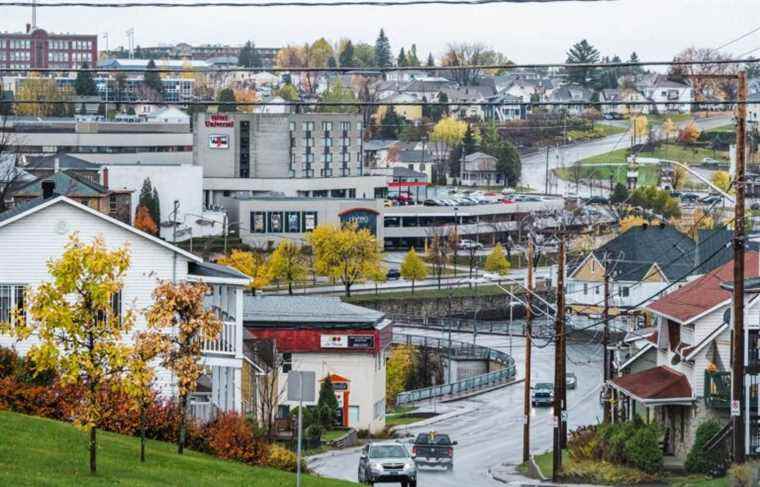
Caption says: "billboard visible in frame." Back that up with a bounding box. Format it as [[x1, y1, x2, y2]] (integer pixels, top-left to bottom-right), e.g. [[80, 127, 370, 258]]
[[339, 208, 379, 235], [208, 134, 229, 149]]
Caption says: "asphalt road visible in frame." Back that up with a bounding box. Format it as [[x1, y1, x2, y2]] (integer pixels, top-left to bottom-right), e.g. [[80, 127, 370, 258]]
[[309, 328, 604, 486], [522, 115, 732, 194]]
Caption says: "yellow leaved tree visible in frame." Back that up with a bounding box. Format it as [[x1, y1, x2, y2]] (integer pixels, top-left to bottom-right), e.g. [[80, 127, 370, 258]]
[[662, 118, 678, 143], [144, 281, 222, 455], [268, 239, 308, 295], [1, 234, 135, 474], [307, 222, 381, 297], [386, 345, 416, 406], [218, 249, 271, 294], [619, 215, 652, 233], [400, 248, 428, 294], [126, 331, 163, 463], [711, 170, 732, 194], [484, 243, 511, 277], [631, 115, 649, 144]]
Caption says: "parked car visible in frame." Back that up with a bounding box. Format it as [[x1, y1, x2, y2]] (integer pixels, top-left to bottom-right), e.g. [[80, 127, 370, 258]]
[[531, 382, 554, 407], [585, 196, 609, 205], [566, 372, 578, 390], [751, 202, 760, 211], [458, 239, 484, 251], [358, 441, 417, 486], [412, 432, 457, 471], [670, 191, 683, 199], [680, 193, 700, 203], [423, 199, 439, 206], [701, 195, 723, 205], [386, 268, 401, 280]]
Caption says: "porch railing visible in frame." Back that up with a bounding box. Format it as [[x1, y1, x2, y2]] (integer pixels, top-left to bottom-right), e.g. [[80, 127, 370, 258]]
[[202, 322, 237, 354], [189, 393, 218, 424], [704, 371, 731, 409]]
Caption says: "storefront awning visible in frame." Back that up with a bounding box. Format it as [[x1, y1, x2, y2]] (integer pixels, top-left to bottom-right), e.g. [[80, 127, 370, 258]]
[[610, 366, 694, 406]]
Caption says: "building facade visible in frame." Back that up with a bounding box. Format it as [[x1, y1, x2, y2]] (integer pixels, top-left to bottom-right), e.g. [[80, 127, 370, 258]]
[[0, 26, 97, 70]]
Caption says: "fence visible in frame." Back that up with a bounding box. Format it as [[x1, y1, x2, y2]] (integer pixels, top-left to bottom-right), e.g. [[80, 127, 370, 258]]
[[393, 332, 516, 405], [202, 322, 237, 354]]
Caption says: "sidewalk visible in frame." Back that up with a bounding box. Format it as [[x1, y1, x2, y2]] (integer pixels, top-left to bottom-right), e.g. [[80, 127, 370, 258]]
[[490, 463, 598, 486]]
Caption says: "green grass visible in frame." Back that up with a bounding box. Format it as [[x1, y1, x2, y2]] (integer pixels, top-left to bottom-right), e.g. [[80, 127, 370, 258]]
[[579, 143, 728, 166], [669, 475, 728, 487], [322, 430, 349, 442], [706, 124, 736, 133], [647, 113, 693, 125], [556, 164, 660, 187], [384, 415, 424, 428], [344, 284, 506, 303], [0, 411, 354, 487]]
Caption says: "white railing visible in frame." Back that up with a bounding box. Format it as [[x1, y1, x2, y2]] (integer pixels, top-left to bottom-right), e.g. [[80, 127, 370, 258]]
[[189, 394, 218, 424], [202, 322, 237, 354]]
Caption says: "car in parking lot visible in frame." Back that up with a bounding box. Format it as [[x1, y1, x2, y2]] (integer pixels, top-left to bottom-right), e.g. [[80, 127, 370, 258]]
[[423, 199, 440, 206], [386, 268, 401, 280], [585, 196, 609, 205], [701, 195, 723, 205], [531, 382, 554, 407], [358, 441, 417, 486], [457, 239, 484, 251], [680, 193, 700, 204]]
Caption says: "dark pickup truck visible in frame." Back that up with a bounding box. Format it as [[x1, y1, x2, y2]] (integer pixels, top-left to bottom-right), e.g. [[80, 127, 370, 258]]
[[411, 432, 457, 471]]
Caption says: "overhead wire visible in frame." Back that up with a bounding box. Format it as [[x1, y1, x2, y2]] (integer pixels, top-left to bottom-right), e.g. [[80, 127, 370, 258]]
[[0, 0, 616, 6]]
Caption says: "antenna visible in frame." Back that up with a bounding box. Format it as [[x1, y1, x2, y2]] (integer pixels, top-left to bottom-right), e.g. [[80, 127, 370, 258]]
[[126, 28, 135, 59], [31, 0, 37, 29]]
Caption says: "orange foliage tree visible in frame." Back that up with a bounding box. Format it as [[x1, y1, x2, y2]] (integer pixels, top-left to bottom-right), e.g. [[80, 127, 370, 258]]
[[134, 205, 158, 236]]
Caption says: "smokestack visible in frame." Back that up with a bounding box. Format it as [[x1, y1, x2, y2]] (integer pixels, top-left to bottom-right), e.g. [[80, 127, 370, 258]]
[[101, 167, 109, 188], [26, 23, 31, 34], [53, 157, 60, 174], [41, 180, 56, 199]]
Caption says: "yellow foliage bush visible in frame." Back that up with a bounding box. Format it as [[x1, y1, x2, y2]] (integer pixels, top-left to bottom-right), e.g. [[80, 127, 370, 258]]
[[563, 460, 657, 485], [265, 444, 299, 472]]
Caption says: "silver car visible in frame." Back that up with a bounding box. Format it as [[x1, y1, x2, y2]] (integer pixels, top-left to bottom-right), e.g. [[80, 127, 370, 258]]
[[358, 441, 417, 486]]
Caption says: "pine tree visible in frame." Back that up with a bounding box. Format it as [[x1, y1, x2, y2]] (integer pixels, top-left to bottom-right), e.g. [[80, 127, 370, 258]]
[[426, 52, 435, 67], [328, 56, 337, 68], [317, 376, 340, 428], [151, 187, 161, 226], [380, 106, 405, 139], [138, 178, 161, 228], [374, 29, 392, 67], [75, 62, 98, 96], [143, 59, 163, 97], [238, 41, 252, 67], [565, 39, 601, 85], [397, 47, 407, 67], [409, 44, 420, 67], [462, 124, 477, 156], [339, 40, 355, 67], [217, 88, 236, 112]]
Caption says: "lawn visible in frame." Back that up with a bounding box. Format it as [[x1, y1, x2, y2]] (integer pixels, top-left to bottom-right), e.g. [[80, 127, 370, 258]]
[[385, 414, 424, 428], [322, 429, 350, 442], [647, 113, 693, 125], [0, 411, 354, 487], [345, 284, 506, 303], [579, 143, 728, 166], [705, 124, 736, 133], [555, 164, 660, 187]]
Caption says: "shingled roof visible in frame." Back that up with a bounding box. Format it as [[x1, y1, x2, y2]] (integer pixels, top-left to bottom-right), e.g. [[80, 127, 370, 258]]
[[610, 366, 693, 404]]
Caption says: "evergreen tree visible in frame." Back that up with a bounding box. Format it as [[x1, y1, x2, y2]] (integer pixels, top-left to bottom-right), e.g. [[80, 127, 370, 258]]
[[138, 178, 161, 228], [565, 39, 601, 85], [610, 182, 630, 204], [328, 56, 337, 68], [380, 106, 405, 139], [143, 59, 163, 97], [374, 28, 392, 67], [397, 47, 408, 67], [74, 62, 97, 96], [339, 40, 355, 67], [462, 124, 477, 156], [216, 88, 236, 112], [426, 52, 435, 67], [409, 44, 420, 67], [238, 41, 252, 67], [317, 377, 340, 428], [151, 187, 161, 226], [628, 51, 643, 75]]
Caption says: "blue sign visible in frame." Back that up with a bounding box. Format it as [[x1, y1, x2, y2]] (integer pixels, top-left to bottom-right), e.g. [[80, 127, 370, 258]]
[[339, 208, 378, 235]]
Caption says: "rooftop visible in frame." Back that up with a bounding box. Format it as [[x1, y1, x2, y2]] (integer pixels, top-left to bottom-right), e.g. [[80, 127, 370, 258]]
[[610, 366, 693, 404], [243, 295, 384, 327]]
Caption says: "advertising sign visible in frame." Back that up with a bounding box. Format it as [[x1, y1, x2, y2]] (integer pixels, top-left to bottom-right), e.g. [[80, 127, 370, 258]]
[[252, 212, 266, 233], [320, 335, 375, 349], [205, 113, 235, 128], [286, 212, 301, 233], [339, 208, 378, 235], [303, 212, 318, 232], [208, 134, 229, 149], [348, 335, 375, 349], [321, 335, 348, 349], [269, 212, 283, 233]]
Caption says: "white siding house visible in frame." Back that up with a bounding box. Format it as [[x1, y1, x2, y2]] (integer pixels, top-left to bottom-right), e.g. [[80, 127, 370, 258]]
[[0, 195, 253, 421]]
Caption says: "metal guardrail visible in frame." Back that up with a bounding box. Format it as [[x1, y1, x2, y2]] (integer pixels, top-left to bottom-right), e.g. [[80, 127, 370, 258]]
[[393, 332, 516, 405]]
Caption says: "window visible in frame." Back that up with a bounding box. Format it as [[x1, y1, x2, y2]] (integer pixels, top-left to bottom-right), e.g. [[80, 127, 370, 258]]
[[583, 283, 588, 295], [289, 121, 295, 131], [0, 284, 26, 323], [96, 291, 122, 323], [321, 121, 332, 131], [621, 286, 630, 298], [282, 353, 292, 373]]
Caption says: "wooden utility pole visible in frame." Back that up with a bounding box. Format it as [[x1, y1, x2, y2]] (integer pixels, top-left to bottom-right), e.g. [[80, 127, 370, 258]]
[[553, 235, 566, 481], [603, 268, 612, 424], [522, 239, 534, 464], [732, 71, 748, 464]]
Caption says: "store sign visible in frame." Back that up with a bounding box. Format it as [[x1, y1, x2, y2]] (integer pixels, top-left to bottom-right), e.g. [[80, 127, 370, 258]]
[[205, 114, 235, 128], [320, 335, 375, 349], [208, 134, 229, 149], [339, 208, 378, 235]]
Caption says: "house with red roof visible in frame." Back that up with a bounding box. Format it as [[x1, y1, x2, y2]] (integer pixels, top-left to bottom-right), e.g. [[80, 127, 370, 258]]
[[609, 252, 760, 460]]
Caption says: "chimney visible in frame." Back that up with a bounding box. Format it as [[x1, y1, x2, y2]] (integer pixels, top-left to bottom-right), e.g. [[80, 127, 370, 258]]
[[53, 157, 60, 174], [41, 180, 56, 199], [101, 167, 109, 188], [25, 23, 31, 34]]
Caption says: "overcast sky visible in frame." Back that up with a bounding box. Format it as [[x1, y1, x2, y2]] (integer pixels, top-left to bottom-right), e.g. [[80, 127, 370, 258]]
[[3, 0, 760, 63]]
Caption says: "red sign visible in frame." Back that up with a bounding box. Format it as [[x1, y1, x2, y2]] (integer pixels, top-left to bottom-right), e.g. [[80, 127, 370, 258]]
[[205, 114, 235, 128], [388, 181, 429, 188]]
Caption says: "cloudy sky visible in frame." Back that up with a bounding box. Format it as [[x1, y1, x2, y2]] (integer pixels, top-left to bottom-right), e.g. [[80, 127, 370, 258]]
[[3, 0, 760, 63]]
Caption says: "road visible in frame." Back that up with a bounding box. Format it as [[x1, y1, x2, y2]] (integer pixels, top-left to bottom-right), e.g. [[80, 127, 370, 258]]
[[523, 115, 732, 194], [309, 327, 604, 486]]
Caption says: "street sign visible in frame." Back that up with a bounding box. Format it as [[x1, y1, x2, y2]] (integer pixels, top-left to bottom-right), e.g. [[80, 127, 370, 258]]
[[731, 400, 741, 417], [287, 371, 316, 402]]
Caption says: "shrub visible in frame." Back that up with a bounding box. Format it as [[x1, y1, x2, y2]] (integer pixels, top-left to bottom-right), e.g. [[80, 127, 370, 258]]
[[563, 460, 657, 485], [266, 443, 299, 472], [205, 412, 269, 465], [686, 419, 725, 474], [568, 425, 600, 461], [305, 423, 324, 439], [728, 463, 755, 487], [624, 422, 662, 474], [0, 347, 19, 379]]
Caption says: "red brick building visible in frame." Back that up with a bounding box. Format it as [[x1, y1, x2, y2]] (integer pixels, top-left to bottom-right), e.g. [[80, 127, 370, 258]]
[[0, 25, 97, 70]]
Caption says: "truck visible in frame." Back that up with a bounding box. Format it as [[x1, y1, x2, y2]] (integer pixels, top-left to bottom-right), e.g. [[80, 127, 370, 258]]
[[411, 432, 457, 471]]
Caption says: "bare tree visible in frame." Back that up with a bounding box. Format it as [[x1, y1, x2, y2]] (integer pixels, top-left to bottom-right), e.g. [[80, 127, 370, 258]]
[[441, 43, 510, 86], [251, 339, 288, 440], [0, 115, 32, 213]]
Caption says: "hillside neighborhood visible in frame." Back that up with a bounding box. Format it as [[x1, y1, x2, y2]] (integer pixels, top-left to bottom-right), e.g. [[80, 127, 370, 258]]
[[3, 1, 760, 486]]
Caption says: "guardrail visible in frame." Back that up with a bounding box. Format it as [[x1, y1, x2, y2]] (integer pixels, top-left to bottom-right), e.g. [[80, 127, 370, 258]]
[[393, 332, 516, 405]]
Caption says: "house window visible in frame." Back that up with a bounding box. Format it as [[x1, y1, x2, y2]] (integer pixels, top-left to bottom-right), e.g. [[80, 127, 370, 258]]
[[282, 353, 292, 373], [96, 291, 122, 323], [0, 284, 26, 323], [621, 286, 630, 298], [583, 283, 588, 295]]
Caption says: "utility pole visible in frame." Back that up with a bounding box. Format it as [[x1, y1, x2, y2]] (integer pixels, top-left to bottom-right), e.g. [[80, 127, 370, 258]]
[[732, 71, 748, 464], [553, 233, 566, 481], [603, 267, 611, 424], [522, 239, 534, 464], [545, 146, 550, 195]]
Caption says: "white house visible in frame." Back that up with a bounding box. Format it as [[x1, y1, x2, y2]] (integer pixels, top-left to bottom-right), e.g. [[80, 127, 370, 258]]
[[637, 77, 693, 114], [142, 107, 191, 125], [0, 193, 255, 422]]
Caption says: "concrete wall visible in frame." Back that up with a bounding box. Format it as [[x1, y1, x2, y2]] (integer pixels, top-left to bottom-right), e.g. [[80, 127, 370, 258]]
[[444, 358, 488, 382]]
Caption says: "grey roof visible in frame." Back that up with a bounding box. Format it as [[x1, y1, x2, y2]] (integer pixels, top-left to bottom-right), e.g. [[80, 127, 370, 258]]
[[364, 139, 399, 151], [695, 227, 760, 274], [0, 196, 51, 224], [397, 149, 434, 163], [23, 154, 100, 172], [392, 166, 427, 179], [15, 171, 108, 198], [189, 261, 250, 280], [590, 224, 696, 281], [464, 151, 497, 162], [550, 85, 594, 103], [243, 295, 384, 327]]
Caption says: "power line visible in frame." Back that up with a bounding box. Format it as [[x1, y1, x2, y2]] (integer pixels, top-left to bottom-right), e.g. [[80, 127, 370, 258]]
[[715, 24, 760, 52], [0, 58, 757, 74], [0, 0, 614, 5]]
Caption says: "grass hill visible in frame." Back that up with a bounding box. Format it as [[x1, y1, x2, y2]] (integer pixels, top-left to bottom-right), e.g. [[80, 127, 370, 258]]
[[0, 410, 354, 486]]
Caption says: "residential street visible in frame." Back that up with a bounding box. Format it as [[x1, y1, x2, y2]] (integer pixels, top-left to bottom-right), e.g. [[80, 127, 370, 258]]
[[309, 328, 604, 486], [522, 115, 732, 194]]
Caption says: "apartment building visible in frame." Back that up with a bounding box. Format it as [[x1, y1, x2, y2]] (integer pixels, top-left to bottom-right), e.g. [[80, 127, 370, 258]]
[[0, 25, 97, 70]]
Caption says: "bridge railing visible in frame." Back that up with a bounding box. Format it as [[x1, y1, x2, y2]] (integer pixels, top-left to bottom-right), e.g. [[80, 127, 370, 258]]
[[393, 332, 517, 406]]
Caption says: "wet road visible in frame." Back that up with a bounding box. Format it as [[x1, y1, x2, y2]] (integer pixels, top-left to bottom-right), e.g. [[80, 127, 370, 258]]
[[310, 328, 604, 486]]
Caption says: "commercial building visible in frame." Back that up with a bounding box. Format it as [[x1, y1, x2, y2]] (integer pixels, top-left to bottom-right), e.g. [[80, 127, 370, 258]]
[[0, 25, 97, 70], [244, 296, 391, 433], [134, 43, 279, 67], [222, 195, 384, 247], [193, 112, 388, 207], [1, 117, 193, 165]]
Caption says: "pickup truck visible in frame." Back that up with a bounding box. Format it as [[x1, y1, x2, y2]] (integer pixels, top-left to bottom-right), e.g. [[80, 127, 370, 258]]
[[412, 432, 457, 471]]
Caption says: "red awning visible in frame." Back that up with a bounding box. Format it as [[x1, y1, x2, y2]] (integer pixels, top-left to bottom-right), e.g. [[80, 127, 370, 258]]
[[610, 366, 693, 405]]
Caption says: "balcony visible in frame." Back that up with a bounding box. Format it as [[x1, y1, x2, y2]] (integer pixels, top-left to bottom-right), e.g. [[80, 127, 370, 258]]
[[202, 322, 237, 355], [704, 371, 730, 409]]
